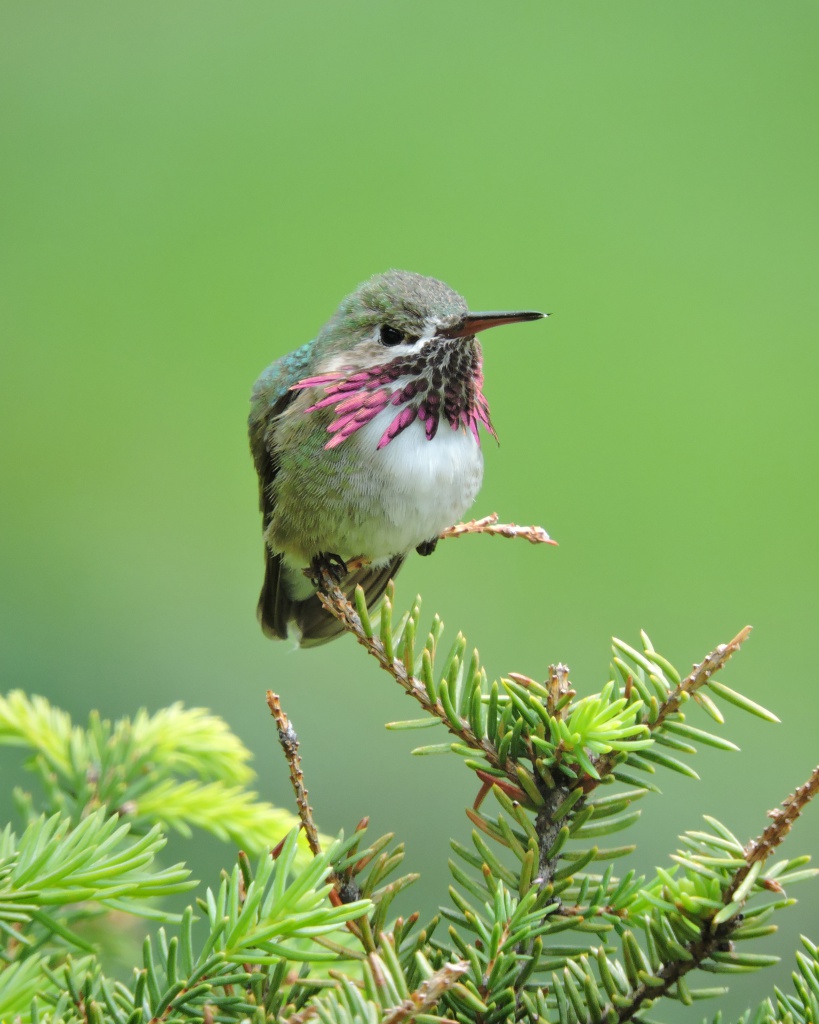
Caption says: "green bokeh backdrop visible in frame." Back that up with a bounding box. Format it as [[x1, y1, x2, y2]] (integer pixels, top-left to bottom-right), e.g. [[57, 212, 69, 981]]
[[2, 2, 818, 1015]]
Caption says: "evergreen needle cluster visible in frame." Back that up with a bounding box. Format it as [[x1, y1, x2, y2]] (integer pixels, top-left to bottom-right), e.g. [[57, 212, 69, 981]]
[[1, 577, 818, 1023]]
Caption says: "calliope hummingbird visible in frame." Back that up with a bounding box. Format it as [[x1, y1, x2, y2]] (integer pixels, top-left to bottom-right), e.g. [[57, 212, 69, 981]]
[[249, 270, 546, 646]]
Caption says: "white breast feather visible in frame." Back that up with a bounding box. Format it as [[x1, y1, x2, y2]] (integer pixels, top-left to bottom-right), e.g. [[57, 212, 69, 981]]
[[352, 404, 484, 560]]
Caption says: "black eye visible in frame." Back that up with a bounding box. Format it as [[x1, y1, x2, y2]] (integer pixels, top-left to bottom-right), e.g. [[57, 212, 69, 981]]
[[379, 324, 405, 347]]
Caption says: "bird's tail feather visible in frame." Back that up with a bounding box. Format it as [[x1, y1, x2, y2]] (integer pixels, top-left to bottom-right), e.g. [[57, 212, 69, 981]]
[[257, 549, 293, 640], [295, 554, 405, 647]]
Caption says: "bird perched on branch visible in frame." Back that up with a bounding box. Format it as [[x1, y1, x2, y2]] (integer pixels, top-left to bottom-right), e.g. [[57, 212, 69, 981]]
[[249, 270, 546, 646]]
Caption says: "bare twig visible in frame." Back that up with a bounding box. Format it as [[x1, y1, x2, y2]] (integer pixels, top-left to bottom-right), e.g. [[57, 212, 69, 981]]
[[547, 663, 573, 719], [381, 959, 469, 1024], [266, 691, 322, 858], [653, 624, 753, 729], [280, 1005, 318, 1024], [728, 763, 819, 898], [589, 627, 753, 789], [267, 690, 376, 950], [440, 512, 557, 546], [282, 956, 468, 1024], [325, 514, 556, 581]]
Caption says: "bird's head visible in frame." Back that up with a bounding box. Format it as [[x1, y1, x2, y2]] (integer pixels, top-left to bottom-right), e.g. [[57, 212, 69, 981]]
[[294, 270, 546, 448]]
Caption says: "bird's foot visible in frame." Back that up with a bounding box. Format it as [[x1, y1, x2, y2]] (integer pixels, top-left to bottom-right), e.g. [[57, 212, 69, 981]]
[[306, 552, 348, 589], [344, 554, 371, 573], [416, 537, 438, 557]]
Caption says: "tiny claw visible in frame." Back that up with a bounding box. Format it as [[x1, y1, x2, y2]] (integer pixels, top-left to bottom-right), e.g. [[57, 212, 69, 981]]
[[308, 552, 348, 588], [416, 537, 438, 557]]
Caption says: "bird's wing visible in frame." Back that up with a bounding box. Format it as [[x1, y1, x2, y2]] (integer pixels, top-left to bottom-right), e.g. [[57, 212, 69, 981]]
[[248, 340, 319, 507], [248, 343, 318, 639]]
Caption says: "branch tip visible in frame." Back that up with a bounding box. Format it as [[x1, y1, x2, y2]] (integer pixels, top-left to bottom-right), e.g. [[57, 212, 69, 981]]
[[738, 763, 819, 878], [381, 960, 470, 1024], [440, 512, 557, 546], [266, 691, 322, 858]]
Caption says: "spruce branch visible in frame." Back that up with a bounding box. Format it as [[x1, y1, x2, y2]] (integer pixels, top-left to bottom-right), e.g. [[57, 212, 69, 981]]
[[728, 764, 819, 899], [439, 513, 557, 546], [125, 702, 257, 785], [313, 569, 522, 789], [652, 624, 755, 730], [17, 834, 373, 1024], [268, 691, 323, 859], [267, 689, 367, 952], [267, 692, 421, 960], [0, 808, 193, 944], [590, 626, 756, 788], [0, 692, 303, 855], [602, 763, 819, 1024], [281, 947, 469, 1024], [0, 693, 256, 789], [379, 959, 469, 1024], [135, 779, 302, 852], [313, 572, 813, 1024], [4, 530, 816, 1024], [313, 576, 766, 910]]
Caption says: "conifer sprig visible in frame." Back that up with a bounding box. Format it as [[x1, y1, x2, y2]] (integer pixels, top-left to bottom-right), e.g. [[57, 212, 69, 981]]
[[13, 831, 372, 1024], [0, 692, 302, 854], [314, 576, 771, 901], [0, 809, 193, 944], [439, 512, 557, 546], [1, 539, 816, 1023], [308, 573, 816, 1024]]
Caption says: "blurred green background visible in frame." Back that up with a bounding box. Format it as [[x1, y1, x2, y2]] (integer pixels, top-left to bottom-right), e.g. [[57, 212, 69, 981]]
[[2, 1, 818, 1015]]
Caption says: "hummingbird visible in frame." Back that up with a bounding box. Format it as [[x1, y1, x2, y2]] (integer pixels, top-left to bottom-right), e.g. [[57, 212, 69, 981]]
[[249, 270, 546, 647]]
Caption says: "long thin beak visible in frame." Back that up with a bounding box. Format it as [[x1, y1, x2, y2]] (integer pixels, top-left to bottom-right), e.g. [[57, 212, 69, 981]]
[[444, 310, 548, 338]]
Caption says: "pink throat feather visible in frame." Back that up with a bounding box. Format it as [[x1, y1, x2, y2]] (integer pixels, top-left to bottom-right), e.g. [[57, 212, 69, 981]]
[[290, 343, 496, 451]]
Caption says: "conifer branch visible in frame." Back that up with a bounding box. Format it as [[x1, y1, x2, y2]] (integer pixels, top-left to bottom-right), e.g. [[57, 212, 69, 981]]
[[313, 568, 522, 789], [266, 692, 420, 959], [268, 690, 323, 858], [314, 578, 767, 908], [0, 692, 303, 855], [728, 763, 819, 897], [653, 624, 754, 730], [3, 568, 816, 1024], [607, 762, 819, 1024], [609, 926, 732, 1023], [439, 513, 557, 546], [589, 626, 755, 789], [380, 960, 469, 1023]]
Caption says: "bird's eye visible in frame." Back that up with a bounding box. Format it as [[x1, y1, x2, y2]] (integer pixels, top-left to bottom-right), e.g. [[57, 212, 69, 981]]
[[379, 324, 406, 347]]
